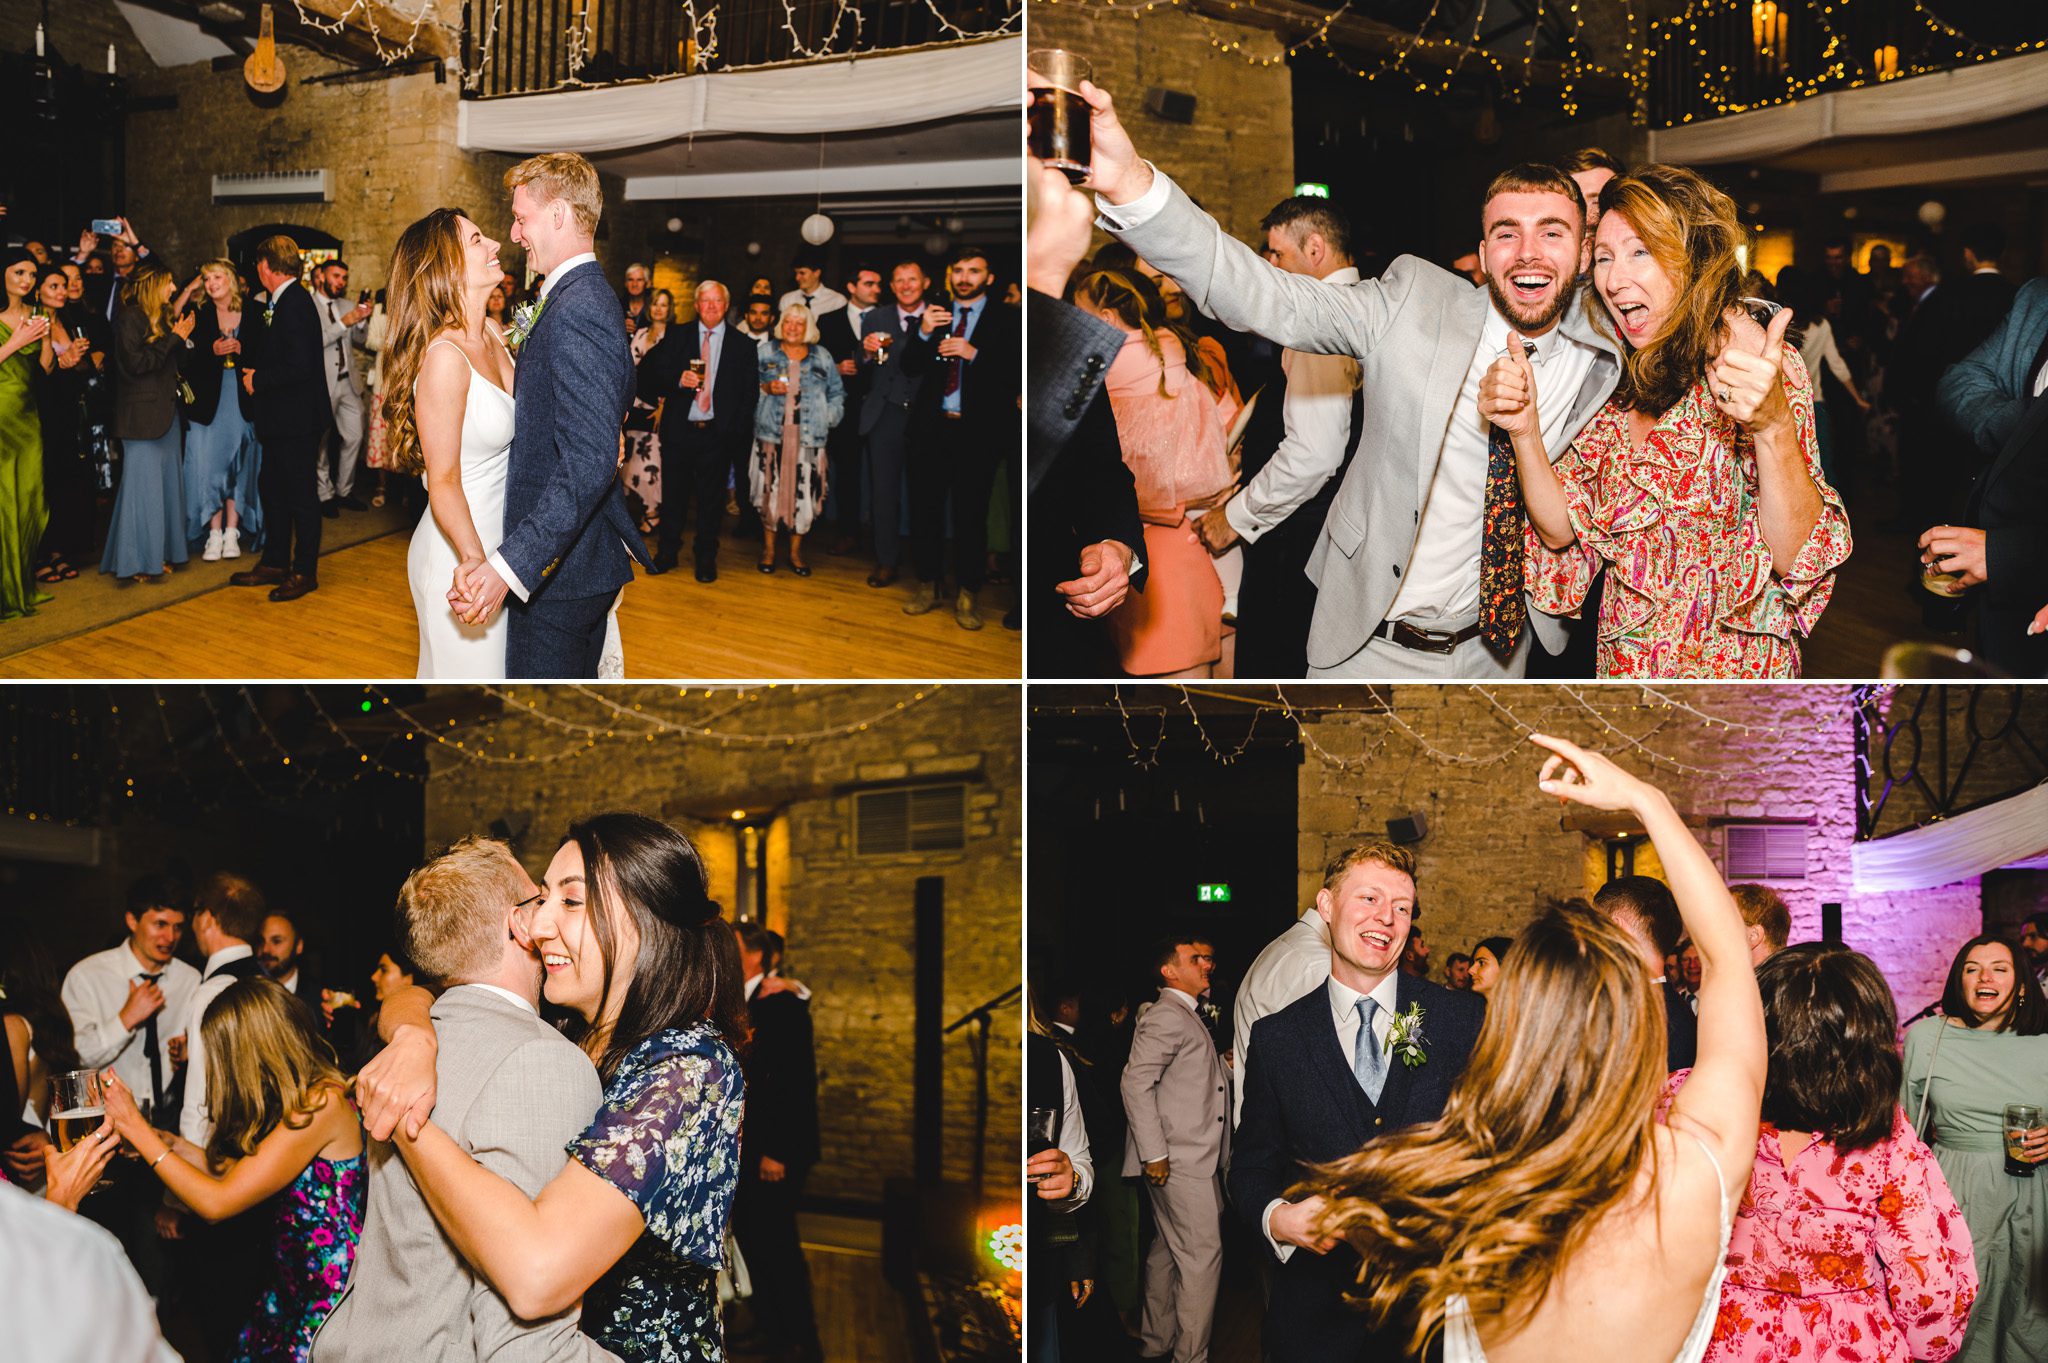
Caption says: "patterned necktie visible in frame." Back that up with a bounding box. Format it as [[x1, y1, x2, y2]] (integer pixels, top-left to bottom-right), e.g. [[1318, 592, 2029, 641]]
[[1478, 338, 1536, 658], [1353, 997, 1386, 1105], [944, 305, 970, 398], [138, 972, 165, 1111], [695, 328, 712, 414]]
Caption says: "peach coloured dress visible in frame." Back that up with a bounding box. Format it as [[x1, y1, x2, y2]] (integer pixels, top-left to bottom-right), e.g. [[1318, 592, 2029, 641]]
[[1101, 330, 1238, 674], [1525, 348, 1850, 678]]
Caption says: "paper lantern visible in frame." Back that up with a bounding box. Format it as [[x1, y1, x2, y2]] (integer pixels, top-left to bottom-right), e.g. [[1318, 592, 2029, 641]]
[[1917, 201, 1946, 229], [800, 213, 835, 245]]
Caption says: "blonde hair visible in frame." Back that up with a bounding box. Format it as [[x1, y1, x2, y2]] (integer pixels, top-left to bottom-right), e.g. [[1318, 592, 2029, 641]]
[[200, 977, 347, 1172], [396, 835, 529, 982], [121, 263, 175, 344], [1305, 900, 1668, 1356], [776, 303, 821, 345], [1593, 165, 1746, 415], [1074, 268, 1219, 400], [381, 209, 473, 477], [200, 259, 244, 311], [505, 152, 604, 235], [1321, 840, 1418, 893]]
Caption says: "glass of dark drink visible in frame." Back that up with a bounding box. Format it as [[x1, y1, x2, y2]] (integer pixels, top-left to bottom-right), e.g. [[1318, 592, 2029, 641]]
[[1028, 50, 1093, 185], [1027, 1106, 1058, 1180]]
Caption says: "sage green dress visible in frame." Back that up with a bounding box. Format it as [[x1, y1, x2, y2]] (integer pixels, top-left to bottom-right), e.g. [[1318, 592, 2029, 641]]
[[1902, 1016, 2048, 1362], [0, 320, 50, 619]]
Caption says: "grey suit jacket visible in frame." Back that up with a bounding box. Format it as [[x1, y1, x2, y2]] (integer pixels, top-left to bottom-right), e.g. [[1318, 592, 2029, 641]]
[[1111, 171, 1623, 668], [1120, 991, 1229, 1178], [311, 986, 616, 1363]]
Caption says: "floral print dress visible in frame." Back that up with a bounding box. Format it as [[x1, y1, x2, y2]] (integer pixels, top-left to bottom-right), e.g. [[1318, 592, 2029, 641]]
[[569, 1022, 746, 1362], [233, 1151, 367, 1363], [1525, 347, 1851, 678], [1656, 1072, 1978, 1363]]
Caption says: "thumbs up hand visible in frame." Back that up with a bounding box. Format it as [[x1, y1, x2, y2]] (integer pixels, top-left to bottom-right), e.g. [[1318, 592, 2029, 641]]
[[1478, 338, 1540, 441], [1708, 304, 1796, 433]]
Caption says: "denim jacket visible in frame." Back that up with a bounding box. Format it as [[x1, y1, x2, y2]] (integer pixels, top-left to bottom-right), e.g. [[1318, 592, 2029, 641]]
[[752, 340, 845, 447]]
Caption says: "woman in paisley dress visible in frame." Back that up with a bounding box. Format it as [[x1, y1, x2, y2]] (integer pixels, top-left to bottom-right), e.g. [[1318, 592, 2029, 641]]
[[1494, 165, 1851, 677], [1679, 943, 1976, 1363], [373, 812, 749, 1362], [98, 976, 365, 1362]]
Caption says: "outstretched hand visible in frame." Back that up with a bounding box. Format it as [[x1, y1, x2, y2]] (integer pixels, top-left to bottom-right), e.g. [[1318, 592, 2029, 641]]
[[1077, 80, 1151, 206], [1531, 732, 1651, 813]]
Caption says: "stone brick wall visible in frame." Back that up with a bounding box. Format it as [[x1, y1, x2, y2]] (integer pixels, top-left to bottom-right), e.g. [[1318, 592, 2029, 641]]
[[120, 46, 524, 291], [420, 684, 1021, 1206], [1027, 2, 1294, 244], [1295, 685, 1983, 1016]]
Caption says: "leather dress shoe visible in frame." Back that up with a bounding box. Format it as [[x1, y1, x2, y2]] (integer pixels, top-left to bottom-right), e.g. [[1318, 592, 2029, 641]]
[[695, 563, 718, 583], [645, 559, 670, 576], [339, 495, 367, 511], [229, 564, 287, 587], [321, 499, 341, 519], [866, 567, 897, 589], [268, 574, 317, 602]]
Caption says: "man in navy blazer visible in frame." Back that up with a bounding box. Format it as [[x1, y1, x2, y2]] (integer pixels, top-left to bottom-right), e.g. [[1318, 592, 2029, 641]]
[[230, 235, 329, 601], [454, 154, 648, 677], [638, 280, 758, 581], [857, 260, 944, 588], [1231, 841, 1485, 1363]]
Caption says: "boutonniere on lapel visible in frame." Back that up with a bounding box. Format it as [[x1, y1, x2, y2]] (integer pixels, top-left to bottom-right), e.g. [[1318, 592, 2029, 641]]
[[1198, 999, 1222, 1031], [507, 298, 546, 354], [1385, 1003, 1428, 1068], [262, 300, 275, 326]]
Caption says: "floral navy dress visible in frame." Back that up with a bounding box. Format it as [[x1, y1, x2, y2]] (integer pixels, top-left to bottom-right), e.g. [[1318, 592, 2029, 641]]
[[569, 1022, 746, 1362], [234, 1150, 368, 1363]]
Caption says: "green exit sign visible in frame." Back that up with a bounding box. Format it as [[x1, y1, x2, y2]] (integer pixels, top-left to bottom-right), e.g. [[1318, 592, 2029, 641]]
[[1197, 883, 1232, 903], [1293, 182, 1330, 199]]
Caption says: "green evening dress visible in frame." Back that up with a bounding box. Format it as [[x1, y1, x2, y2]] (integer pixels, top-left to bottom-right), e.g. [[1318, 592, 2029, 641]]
[[1902, 1016, 2048, 1362], [0, 319, 51, 619]]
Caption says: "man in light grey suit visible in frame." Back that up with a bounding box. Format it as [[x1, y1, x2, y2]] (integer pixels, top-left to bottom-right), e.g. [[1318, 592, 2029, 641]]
[[1084, 87, 1624, 678], [313, 258, 372, 513], [313, 837, 615, 1363], [1121, 936, 1228, 1363]]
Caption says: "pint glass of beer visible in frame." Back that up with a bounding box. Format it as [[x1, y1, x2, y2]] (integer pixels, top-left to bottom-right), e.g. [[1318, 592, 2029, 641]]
[[1028, 50, 1094, 184], [50, 1069, 105, 1153]]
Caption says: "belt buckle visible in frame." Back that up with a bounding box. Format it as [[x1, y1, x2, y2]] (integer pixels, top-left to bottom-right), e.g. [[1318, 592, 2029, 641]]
[[1392, 620, 1458, 655]]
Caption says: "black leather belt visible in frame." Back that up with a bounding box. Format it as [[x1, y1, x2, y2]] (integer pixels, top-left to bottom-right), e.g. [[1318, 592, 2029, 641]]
[[1375, 618, 1484, 655], [689, 419, 714, 427], [941, 411, 964, 420]]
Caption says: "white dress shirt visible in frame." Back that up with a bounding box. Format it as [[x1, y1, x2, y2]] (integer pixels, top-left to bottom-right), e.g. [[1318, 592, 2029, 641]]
[[60, 944, 200, 1113], [1045, 1050, 1094, 1213], [2034, 351, 2048, 400], [779, 284, 848, 318], [1390, 306, 1599, 626], [1230, 908, 1330, 1125], [1261, 971, 1398, 1262], [0, 1179, 181, 1363], [540, 254, 597, 303], [442, 981, 538, 1016], [1224, 267, 1363, 544], [178, 943, 256, 1147]]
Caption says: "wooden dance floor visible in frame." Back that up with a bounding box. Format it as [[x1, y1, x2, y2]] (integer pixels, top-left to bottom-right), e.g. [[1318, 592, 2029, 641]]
[[2, 529, 1020, 679]]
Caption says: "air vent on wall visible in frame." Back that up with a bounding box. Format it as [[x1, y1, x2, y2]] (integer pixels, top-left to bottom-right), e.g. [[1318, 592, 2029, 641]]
[[212, 171, 333, 205], [1724, 823, 1808, 881], [855, 784, 967, 857]]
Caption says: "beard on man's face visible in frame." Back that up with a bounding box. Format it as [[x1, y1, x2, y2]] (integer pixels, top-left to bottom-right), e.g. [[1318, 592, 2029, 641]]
[[1485, 266, 1578, 337]]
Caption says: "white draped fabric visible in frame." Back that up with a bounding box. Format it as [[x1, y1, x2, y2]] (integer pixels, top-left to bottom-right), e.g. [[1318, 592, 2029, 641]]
[[458, 37, 1021, 153], [1647, 50, 2048, 163], [1850, 781, 2048, 892]]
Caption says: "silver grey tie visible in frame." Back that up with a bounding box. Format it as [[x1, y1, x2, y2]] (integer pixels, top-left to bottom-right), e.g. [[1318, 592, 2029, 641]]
[[1353, 997, 1386, 1104]]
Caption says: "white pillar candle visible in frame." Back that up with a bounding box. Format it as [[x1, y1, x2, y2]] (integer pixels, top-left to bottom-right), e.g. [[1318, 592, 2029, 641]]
[[107, 44, 117, 75], [34, 24, 44, 58]]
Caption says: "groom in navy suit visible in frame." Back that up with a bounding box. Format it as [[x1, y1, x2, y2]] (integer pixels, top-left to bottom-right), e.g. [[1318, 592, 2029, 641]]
[[453, 153, 649, 677], [1230, 840, 1485, 1363]]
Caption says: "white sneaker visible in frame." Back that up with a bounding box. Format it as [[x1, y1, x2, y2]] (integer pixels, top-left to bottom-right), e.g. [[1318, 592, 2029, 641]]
[[202, 527, 224, 561], [221, 527, 242, 559]]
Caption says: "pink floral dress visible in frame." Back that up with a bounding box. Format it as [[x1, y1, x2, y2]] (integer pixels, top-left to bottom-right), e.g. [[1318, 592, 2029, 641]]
[[234, 1149, 366, 1362], [1660, 1071, 1977, 1363], [1526, 348, 1850, 678]]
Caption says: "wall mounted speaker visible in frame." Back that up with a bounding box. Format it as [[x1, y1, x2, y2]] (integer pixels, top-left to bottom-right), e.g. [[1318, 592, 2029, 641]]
[[1144, 87, 1196, 124], [1387, 812, 1428, 844]]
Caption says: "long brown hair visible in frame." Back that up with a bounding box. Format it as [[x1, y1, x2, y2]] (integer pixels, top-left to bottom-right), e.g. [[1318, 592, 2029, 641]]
[[199, 976, 347, 1172], [1074, 269, 1221, 400], [121, 263, 175, 345], [1303, 899, 1669, 1356], [1592, 165, 1745, 415], [381, 209, 473, 476]]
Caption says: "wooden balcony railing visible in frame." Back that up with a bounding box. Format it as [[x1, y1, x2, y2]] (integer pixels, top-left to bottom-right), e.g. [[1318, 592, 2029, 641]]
[[460, 0, 1018, 98]]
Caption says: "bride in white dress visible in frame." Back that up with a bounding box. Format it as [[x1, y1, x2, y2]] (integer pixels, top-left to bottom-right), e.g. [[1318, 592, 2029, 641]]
[[381, 210, 517, 679], [1297, 734, 1764, 1363]]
